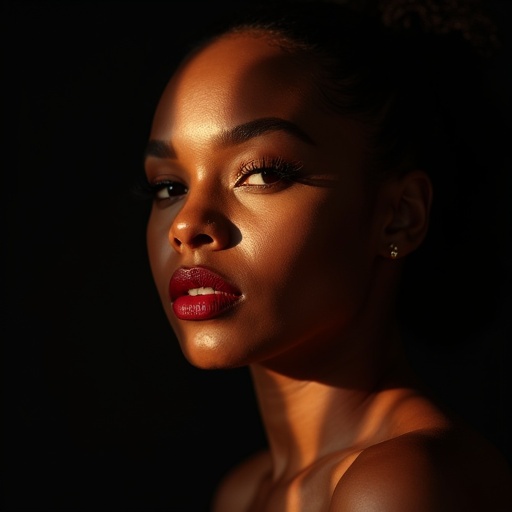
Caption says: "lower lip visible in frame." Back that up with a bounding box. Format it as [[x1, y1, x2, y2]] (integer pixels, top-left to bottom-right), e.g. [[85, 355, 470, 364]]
[[172, 293, 241, 321]]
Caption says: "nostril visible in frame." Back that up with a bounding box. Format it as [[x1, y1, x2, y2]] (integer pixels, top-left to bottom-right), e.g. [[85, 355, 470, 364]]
[[171, 233, 215, 250], [170, 218, 228, 251], [192, 234, 214, 246]]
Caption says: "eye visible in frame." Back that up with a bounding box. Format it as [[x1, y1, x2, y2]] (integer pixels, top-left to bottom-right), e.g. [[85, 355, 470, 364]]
[[132, 175, 188, 203], [236, 157, 303, 189], [242, 168, 285, 186], [153, 180, 188, 201]]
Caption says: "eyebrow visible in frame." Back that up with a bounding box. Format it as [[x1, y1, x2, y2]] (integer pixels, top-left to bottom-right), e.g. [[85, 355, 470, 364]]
[[144, 117, 315, 159]]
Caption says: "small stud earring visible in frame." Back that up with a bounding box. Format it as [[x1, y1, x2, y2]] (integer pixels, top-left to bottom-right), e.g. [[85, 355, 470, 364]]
[[389, 244, 398, 259]]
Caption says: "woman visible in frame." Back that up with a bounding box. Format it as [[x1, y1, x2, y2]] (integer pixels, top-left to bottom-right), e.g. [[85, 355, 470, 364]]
[[141, 0, 511, 509]]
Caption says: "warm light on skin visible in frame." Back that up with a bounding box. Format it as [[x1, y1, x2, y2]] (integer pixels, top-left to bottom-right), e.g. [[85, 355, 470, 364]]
[[193, 332, 221, 351], [144, 27, 512, 512], [143, 34, 439, 493], [145, 33, 394, 374]]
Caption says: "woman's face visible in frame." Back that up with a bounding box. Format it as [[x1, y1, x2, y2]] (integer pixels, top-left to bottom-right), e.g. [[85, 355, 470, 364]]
[[145, 33, 386, 371]]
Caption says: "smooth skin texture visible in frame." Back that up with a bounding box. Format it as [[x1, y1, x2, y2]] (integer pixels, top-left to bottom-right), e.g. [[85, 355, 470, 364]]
[[145, 33, 512, 512]]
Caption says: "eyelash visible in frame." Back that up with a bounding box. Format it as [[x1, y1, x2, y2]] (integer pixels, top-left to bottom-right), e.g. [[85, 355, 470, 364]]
[[131, 175, 188, 203], [235, 157, 303, 188], [134, 156, 303, 202]]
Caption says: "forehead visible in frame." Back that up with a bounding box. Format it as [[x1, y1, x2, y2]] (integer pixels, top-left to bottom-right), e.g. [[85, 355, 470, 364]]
[[151, 33, 322, 136], [149, 32, 369, 177]]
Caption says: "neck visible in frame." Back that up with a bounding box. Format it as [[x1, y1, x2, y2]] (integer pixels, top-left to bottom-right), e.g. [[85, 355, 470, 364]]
[[248, 322, 420, 481]]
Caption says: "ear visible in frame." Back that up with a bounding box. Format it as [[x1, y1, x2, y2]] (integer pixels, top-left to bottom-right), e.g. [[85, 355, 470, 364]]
[[378, 170, 433, 260]]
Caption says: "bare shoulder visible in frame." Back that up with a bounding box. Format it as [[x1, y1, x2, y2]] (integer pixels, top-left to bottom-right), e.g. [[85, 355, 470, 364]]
[[211, 449, 272, 512], [331, 426, 512, 512]]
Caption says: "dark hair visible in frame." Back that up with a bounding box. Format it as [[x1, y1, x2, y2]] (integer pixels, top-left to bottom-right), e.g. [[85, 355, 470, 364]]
[[174, 0, 510, 342]]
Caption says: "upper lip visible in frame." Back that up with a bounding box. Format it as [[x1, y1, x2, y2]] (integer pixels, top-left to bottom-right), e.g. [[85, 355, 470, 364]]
[[169, 266, 242, 301]]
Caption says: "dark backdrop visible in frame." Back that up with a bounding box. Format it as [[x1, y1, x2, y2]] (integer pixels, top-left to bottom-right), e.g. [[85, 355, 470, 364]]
[[4, 1, 511, 511]]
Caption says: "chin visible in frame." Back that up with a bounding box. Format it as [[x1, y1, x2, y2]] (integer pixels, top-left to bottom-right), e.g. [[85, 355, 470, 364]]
[[178, 331, 248, 370]]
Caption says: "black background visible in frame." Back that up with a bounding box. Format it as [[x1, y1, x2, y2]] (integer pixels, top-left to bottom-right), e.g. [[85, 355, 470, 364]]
[[4, 1, 511, 511]]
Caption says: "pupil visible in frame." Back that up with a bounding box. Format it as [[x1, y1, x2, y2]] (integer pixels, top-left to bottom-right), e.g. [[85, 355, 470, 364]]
[[169, 183, 187, 195], [262, 170, 280, 184]]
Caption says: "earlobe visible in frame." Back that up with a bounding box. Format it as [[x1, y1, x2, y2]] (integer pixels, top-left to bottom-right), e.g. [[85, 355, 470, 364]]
[[379, 170, 433, 259]]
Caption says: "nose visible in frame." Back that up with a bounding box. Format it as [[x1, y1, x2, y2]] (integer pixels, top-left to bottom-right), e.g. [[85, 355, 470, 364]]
[[169, 195, 232, 253]]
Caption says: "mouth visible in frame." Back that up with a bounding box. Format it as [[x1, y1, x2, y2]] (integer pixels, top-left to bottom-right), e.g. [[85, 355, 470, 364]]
[[169, 266, 242, 321]]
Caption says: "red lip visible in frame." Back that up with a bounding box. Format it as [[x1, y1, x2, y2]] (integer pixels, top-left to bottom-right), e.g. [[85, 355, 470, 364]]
[[169, 266, 242, 321]]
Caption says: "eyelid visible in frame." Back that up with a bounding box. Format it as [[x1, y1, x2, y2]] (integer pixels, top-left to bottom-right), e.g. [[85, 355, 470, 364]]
[[154, 180, 188, 199], [235, 156, 303, 186], [135, 173, 188, 204], [160, 178, 188, 196]]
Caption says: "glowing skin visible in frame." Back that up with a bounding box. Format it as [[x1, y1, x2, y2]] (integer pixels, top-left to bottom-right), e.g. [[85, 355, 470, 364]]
[[145, 33, 392, 373], [144, 31, 512, 512]]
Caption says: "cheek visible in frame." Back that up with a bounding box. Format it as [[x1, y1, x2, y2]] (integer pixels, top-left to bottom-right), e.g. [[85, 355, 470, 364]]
[[239, 189, 374, 320]]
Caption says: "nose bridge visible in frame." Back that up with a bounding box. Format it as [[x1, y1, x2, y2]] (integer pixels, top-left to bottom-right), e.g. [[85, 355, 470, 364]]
[[169, 179, 230, 251]]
